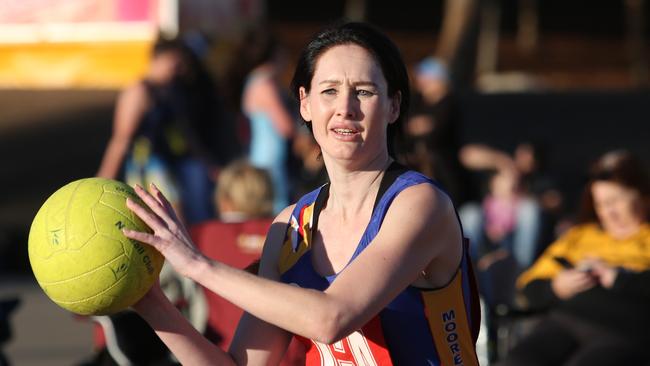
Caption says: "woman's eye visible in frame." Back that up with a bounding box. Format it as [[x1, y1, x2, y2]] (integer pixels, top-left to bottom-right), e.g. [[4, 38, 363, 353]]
[[356, 89, 374, 97]]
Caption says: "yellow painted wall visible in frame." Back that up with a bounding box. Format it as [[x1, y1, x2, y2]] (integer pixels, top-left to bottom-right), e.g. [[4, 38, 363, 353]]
[[0, 41, 152, 88]]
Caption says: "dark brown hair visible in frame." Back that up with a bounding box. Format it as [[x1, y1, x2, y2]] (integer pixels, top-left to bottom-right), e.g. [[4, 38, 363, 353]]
[[290, 21, 410, 158], [577, 150, 650, 223]]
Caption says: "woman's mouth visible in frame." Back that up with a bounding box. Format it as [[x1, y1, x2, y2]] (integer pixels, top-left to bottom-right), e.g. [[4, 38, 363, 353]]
[[333, 128, 357, 136]]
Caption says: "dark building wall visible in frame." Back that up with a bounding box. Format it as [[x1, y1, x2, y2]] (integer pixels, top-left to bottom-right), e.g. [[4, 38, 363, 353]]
[[457, 90, 650, 208]]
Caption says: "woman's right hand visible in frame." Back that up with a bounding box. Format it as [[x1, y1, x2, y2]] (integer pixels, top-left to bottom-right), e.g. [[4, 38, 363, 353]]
[[123, 183, 210, 280], [551, 269, 598, 300]]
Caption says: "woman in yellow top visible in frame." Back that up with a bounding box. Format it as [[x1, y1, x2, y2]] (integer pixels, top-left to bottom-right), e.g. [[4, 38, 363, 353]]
[[498, 150, 650, 366]]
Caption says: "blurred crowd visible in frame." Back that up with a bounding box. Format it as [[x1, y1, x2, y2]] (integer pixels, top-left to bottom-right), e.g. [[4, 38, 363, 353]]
[[82, 24, 650, 366]]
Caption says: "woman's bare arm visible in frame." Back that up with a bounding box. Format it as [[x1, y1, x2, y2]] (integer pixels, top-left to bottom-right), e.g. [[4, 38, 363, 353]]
[[125, 182, 461, 344], [133, 282, 237, 365]]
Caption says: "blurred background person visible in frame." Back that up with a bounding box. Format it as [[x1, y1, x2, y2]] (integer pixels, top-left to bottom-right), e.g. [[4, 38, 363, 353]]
[[96, 37, 239, 226], [498, 150, 650, 366], [458, 144, 544, 281], [460, 141, 564, 272], [191, 160, 305, 365], [400, 56, 466, 204], [456, 142, 545, 361], [512, 141, 567, 251], [226, 25, 297, 214], [92, 36, 251, 365], [213, 160, 275, 223]]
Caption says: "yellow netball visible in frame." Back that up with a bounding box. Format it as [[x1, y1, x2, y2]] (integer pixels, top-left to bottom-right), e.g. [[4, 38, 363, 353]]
[[28, 178, 164, 315]]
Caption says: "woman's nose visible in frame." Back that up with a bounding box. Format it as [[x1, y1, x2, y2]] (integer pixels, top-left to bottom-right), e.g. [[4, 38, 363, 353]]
[[335, 90, 359, 119]]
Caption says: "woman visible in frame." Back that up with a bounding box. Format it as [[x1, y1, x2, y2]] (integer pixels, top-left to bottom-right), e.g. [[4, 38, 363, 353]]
[[124, 22, 480, 365], [498, 150, 650, 366]]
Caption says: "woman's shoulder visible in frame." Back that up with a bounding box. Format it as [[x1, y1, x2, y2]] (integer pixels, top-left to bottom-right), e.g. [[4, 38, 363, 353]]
[[394, 170, 451, 206], [551, 223, 603, 248], [390, 167, 452, 196], [388, 174, 455, 225], [380, 171, 462, 277]]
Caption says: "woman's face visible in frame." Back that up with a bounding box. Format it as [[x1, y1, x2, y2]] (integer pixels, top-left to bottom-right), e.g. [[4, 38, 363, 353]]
[[591, 180, 642, 235], [299, 44, 400, 165]]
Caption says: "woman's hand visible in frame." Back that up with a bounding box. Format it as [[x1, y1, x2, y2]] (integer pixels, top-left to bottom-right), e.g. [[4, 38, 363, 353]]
[[551, 269, 598, 299], [123, 183, 208, 279], [579, 258, 619, 289]]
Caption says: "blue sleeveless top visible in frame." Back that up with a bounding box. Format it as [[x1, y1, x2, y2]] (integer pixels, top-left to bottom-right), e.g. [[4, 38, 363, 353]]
[[277, 165, 481, 365]]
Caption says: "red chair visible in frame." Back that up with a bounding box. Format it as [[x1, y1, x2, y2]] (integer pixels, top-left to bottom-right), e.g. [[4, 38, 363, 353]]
[[191, 219, 306, 365]]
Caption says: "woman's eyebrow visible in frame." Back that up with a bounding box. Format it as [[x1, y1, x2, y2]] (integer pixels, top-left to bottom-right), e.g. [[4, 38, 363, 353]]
[[353, 81, 379, 88], [318, 80, 378, 88]]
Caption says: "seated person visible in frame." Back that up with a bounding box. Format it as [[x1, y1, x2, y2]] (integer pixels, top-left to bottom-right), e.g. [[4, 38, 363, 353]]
[[458, 152, 541, 362], [459, 143, 544, 273], [213, 159, 275, 223], [497, 150, 650, 366], [190, 160, 305, 365]]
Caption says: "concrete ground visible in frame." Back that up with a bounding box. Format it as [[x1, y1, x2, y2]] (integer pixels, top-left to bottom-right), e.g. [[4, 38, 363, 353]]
[[0, 275, 94, 366]]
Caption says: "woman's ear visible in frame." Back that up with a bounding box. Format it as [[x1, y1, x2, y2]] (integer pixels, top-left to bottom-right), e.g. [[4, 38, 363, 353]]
[[388, 91, 401, 124], [299, 87, 312, 122]]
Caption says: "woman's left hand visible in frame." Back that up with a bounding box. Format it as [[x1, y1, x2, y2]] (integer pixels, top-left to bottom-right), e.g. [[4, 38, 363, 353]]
[[123, 183, 208, 279]]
